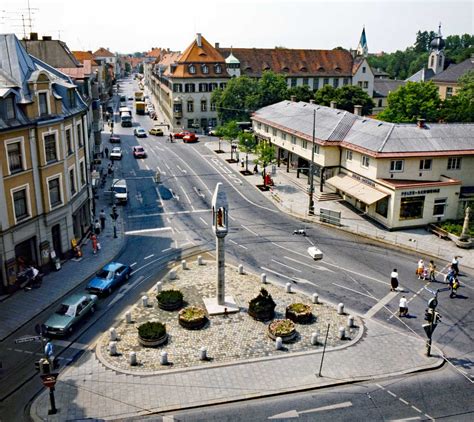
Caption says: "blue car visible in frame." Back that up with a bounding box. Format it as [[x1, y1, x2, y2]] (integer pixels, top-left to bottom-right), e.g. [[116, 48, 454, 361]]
[[86, 262, 132, 296]]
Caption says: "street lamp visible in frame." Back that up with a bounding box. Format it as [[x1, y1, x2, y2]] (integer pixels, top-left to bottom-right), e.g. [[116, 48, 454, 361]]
[[308, 109, 316, 215]]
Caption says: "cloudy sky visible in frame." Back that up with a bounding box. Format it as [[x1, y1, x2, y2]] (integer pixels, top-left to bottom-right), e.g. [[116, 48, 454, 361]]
[[1, 0, 472, 54]]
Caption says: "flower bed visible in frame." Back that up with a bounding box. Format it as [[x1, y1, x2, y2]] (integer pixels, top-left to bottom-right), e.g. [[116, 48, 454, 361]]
[[137, 321, 168, 347], [286, 303, 313, 323], [248, 288, 276, 321], [178, 306, 207, 330], [267, 319, 297, 342], [157, 289, 183, 311]]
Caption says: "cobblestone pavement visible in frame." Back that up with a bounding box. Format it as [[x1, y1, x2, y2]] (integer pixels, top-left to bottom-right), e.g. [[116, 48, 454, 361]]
[[97, 259, 361, 373]]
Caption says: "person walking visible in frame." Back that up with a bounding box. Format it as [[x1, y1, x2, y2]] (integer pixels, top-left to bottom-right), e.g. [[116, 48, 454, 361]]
[[390, 269, 399, 291], [91, 234, 98, 255], [449, 277, 460, 298], [169, 133, 173, 143], [428, 260, 437, 281], [99, 209, 106, 230], [451, 256, 459, 276], [104, 147, 109, 158], [241, 157, 245, 168], [94, 219, 101, 236], [399, 296, 408, 317], [416, 259, 424, 279]]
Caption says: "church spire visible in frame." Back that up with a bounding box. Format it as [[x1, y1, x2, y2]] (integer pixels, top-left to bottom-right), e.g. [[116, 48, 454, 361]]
[[356, 26, 368, 57]]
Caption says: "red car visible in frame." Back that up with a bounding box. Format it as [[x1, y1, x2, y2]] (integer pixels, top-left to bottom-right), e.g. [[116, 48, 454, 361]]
[[183, 133, 199, 143], [173, 131, 191, 139], [132, 146, 147, 158], [109, 135, 121, 143]]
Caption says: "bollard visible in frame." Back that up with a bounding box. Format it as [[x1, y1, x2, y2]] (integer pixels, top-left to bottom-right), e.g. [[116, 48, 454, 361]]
[[160, 351, 168, 365], [311, 332, 318, 345], [285, 282, 292, 293], [338, 326, 345, 340], [181, 260, 187, 270], [312, 293, 319, 304], [130, 352, 137, 366], [347, 315, 354, 328], [337, 303, 344, 315], [275, 337, 283, 350], [155, 282, 162, 293], [125, 311, 132, 324], [109, 341, 117, 356], [109, 327, 118, 341], [142, 295, 148, 308], [169, 270, 176, 280], [238, 264, 244, 274], [197, 255, 203, 265], [261, 273, 267, 284], [199, 347, 207, 361]]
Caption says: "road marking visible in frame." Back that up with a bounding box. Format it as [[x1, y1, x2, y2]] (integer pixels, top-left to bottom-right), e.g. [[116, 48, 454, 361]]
[[260, 266, 300, 283], [176, 164, 187, 174], [389, 418, 421, 422], [130, 262, 137, 267], [283, 256, 335, 273], [129, 209, 209, 218], [268, 401, 352, 419], [162, 247, 172, 253], [53, 340, 89, 350], [364, 291, 398, 318], [229, 239, 238, 245], [180, 186, 192, 205], [199, 217, 209, 226], [271, 259, 302, 273], [193, 186, 205, 199], [125, 227, 172, 235], [399, 398, 409, 405], [145, 164, 150, 170], [242, 224, 259, 236], [165, 163, 171, 170], [144, 254, 154, 260], [239, 244, 248, 250], [411, 405, 422, 413], [332, 283, 377, 300]]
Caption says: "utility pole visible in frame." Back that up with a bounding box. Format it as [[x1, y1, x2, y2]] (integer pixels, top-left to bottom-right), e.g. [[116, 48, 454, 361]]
[[308, 109, 316, 215], [423, 295, 441, 356]]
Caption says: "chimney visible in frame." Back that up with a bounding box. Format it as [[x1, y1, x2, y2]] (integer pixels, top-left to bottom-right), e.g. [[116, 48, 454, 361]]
[[290, 95, 297, 102], [354, 105, 363, 116], [42, 35, 52, 41], [215, 42, 220, 49], [417, 118, 426, 129], [330, 100, 337, 109], [196, 33, 202, 47], [309, 99, 315, 104], [29, 32, 38, 41]]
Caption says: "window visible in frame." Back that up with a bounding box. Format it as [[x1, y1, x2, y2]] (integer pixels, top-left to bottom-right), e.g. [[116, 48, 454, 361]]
[[201, 100, 207, 112], [184, 83, 195, 93], [282, 132, 286, 140], [68, 90, 76, 108], [7, 141, 24, 173], [303, 78, 309, 86], [199, 83, 208, 92], [419, 159, 432, 170], [302, 140, 307, 149], [188, 64, 196, 74], [400, 196, 424, 220], [77, 123, 83, 147], [323, 78, 329, 86], [48, 177, 62, 208], [272, 128, 277, 136], [66, 128, 73, 155], [264, 125, 269, 133], [361, 155, 370, 168], [291, 135, 296, 145], [378, 99, 383, 107], [313, 78, 319, 90], [343, 78, 349, 86], [291, 78, 297, 87], [173, 84, 183, 92], [362, 66, 366, 73], [433, 198, 447, 216], [210, 102, 216, 112], [173, 103, 182, 113], [358, 81, 363, 87], [313, 144, 320, 154], [390, 160, 404, 172], [187, 101, 194, 113], [209, 83, 218, 92], [5, 97, 15, 120], [215, 64, 222, 74], [201, 64, 209, 74], [187, 119, 195, 128], [79, 161, 85, 186], [69, 168, 76, 196], [363, 81, 369, 88], [447, 157, 461, 170], [333, 78, 339, 88], [446, 87, 453, 98], [219, 82, 226, 89], [430, 56, 434, 67], [376, 196, 389, 218], [44, 133, 57, 163], [346, 150, 352, 161], [209, 118, 217, 127], [39, 92, 49, 115], [13, 187, 29, 221]]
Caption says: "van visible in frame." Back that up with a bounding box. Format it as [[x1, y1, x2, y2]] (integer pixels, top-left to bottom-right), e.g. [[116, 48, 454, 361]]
[[112, 179, 128, 203]]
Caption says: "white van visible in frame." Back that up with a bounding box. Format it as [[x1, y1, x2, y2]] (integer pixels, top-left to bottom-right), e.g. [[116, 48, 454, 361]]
[[112, 179, 128, 203]]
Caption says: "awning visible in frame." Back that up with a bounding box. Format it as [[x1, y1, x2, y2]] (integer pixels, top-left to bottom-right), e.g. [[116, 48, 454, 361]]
[[326, 174, 389, 205]]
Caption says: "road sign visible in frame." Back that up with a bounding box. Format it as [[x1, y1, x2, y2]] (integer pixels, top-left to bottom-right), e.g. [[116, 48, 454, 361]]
[[14, 335, 42, 344], [423, 323, 437, 338], [41, 374, 58, 389], [424, 286, 438, 295]]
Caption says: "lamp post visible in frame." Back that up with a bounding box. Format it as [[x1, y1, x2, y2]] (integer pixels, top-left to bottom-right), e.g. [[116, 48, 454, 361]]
[[308, 109, 316, 215]]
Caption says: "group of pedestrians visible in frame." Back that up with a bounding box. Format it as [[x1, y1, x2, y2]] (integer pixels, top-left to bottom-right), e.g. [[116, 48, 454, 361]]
[[90, 210, 107, 255]]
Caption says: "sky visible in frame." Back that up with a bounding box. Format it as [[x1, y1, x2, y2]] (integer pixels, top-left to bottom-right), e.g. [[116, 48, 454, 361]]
[[1, 0, 472, 54]]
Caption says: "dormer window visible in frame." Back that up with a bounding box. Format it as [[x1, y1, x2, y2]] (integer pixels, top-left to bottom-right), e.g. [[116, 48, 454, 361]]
[[201, 64, 209, 74], [215, 64, 222, 74], [4, 97, 15, 120], [38, 92, 49, 116], [68, 89, 76, 108], [188, 64, 196, 74], [317, 66, 325, 72]]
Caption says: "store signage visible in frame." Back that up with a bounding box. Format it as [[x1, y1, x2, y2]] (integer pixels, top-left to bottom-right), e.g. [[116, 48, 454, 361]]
[[350, 173, 376, 187], [401, 189, 440, 197]]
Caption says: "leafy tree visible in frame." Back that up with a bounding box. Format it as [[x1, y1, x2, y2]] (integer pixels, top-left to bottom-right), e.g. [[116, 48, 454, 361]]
[[313, 85, 337, 106], [138, 63, 144, 74], [254, 142, 276, 187], [440, 70, 474, 122], [238, 132, 257, 172], [313, 85, 374, 115], [378, 81, 441, 123], [256, 71, 288, 108], [220, 120, 241, 160], [124, 62, 131, 73], [286, 85, 313, 102]]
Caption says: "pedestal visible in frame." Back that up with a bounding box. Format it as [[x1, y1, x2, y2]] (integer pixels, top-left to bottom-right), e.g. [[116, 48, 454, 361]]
[[203, 296, 240, 316]]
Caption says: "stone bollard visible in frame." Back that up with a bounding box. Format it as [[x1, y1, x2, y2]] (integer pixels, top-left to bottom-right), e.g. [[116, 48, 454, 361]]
[[142, 296, 148, 308], [285, 282, 292, 293], [109, 327, 118, 341], [169, 270, 176, 280], [275, 337, 283, 350], [311, 332, 318, 345], [160, 351, 168, 365], [125, 311, 132, 324], [199, 347, 207, 361], [109, 341, 117, 356], [130, 352, 137, 366], [181, 260, 187, 270], [338, 326, 345, 340], [312, 293, 319, 304], [197, 255, 203, 265], [337, 303, 344, 315], [347, 315, 354, 328], [261, 273, 267, 284], [155, 282, 162, 293], [238, 264, 244, 274]]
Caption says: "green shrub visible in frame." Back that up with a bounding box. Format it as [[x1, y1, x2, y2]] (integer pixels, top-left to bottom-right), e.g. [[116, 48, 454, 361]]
[[137, 321, 166, 340], [287, 303, 310, 313], [249, 288, 276, 315], [438, 219, 474, 237], [179, 306, 206, 321], [157, 289, 183, 304], [269, 319, 295, 336]]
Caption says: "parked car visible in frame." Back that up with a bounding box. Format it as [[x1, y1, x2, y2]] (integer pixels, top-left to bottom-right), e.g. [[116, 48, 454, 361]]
[[43, 293, 98, 336], [110, 146, 122, 160], [109, 135, 121, 143], [133, 145, 147, 158], [174, 131, 191, 139], [120, 95, 126, 102], [149, 111, 157, 120], [86, 262, 132, 296], [149, 127, 164, 136], [134, 127, 147, 138], [183, 133, 199, 143]]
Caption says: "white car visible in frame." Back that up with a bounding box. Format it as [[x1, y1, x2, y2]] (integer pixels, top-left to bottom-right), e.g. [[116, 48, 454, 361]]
[[110, 147, 122, 160], [134, 127, 147, 138], [307, 246, 323, 260]]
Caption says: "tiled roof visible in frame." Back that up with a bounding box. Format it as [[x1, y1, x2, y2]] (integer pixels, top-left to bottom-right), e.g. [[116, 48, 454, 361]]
[[431, 57, 474, 83], [21, 39, 81, 68], [178, 35, 225, 64], [93, 47, 114, 58], [158, 52, 182, 76], [406, 67, 435, 82], [73, 51, 98, 65], [373, 79, 405, 97], [146, 48, 162, 58], [218, 47, 354, 78]]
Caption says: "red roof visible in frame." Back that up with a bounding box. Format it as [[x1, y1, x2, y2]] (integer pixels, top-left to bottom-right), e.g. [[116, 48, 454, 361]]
[[93, 47, 114, 58]]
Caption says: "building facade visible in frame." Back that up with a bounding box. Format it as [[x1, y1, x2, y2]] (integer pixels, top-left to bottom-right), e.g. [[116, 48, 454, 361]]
[[431, 55, 474, 100]]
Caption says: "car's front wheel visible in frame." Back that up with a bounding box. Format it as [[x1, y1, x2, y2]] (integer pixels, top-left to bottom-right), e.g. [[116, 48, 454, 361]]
[[90, 305, 96, 314]]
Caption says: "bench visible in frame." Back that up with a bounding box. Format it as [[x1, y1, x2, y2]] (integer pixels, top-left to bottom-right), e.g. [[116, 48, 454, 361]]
[[427, 224, 450, 240]]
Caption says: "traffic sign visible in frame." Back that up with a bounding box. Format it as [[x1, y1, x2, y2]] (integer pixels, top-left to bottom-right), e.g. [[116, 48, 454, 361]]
[[423, 323, 437, 338], [15, 335, 42, 344], [41, 374, 58, 389]]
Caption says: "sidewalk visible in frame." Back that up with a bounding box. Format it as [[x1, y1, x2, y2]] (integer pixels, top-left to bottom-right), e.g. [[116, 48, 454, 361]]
[[212, 140, 474, 269]]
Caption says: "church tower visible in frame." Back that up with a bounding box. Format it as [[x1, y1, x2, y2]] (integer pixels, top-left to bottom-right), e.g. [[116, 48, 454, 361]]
[[428, 24, 445, 74], [356, 27, 368, 57]]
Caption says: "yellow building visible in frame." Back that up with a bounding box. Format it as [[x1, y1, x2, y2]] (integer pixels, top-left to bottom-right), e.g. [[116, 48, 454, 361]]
[[431, 55, 474, 100], [0, 34, 91, 293]]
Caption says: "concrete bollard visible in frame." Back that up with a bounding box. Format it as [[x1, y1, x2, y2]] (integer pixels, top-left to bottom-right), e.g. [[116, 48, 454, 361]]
[[285, 282, 292, 293], [238, 264, 244, 274], [155, 282, 162, 293], [181, 260, 187, 270], [197, 255, 203, 265], [160, 351, 168, 365], [275, 337, 283, 350], [109, 327, 118, 341], [337, 303, 344, 315], [199, 347, 207, 361], [125, 311, 132, 324], [261, 273, 267, 284], [338, 326, 345, 340], [130, 352, 137, 366], [311, 332, 318, 345], [312, 293, 319, 304], [142, 295, 148, 308], [109, 341, 117, 356], [169, 270, 176, 280], [347, 315, 354, 328]]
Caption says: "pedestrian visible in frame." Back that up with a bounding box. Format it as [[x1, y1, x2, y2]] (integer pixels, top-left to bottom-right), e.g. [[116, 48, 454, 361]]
[[241, 157, 245, 168], [449, 277, 459, 298], [169, 133, 173, 143], [104, 147, 109, 158], [99, 209, 106, 230], [107, 163, 113, 176], [451, 256, 459, 276], [429, 260, 437, 281], [91, 234, 98, 254], [399, 296, 408, 317], [416, 259, 424, 279], [390, 268, 399, 291], [94, 219, 101, 235], [445, 266, 455, 284], [253, 164, 258, 174]]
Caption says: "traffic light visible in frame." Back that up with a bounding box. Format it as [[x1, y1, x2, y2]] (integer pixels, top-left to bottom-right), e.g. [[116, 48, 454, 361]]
[[434, 311, 442, 324], [424, 308, 434, 323], [39, 358, 51, 375]]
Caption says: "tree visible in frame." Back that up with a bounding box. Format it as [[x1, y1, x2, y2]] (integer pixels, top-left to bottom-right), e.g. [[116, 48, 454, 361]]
[[378, 81, 441, 123], [254, 142, 276, 187], [286, 85, 313, 102], [238, 132, 257, 173], [256, 71, 288, 108], [221, 120, 241, 161], [138, 63, 144, 74], [440, 70, 474, 122], [313, 85, 374, 115], [124, 62, 131, 73], [313, 85, 337, 106]]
